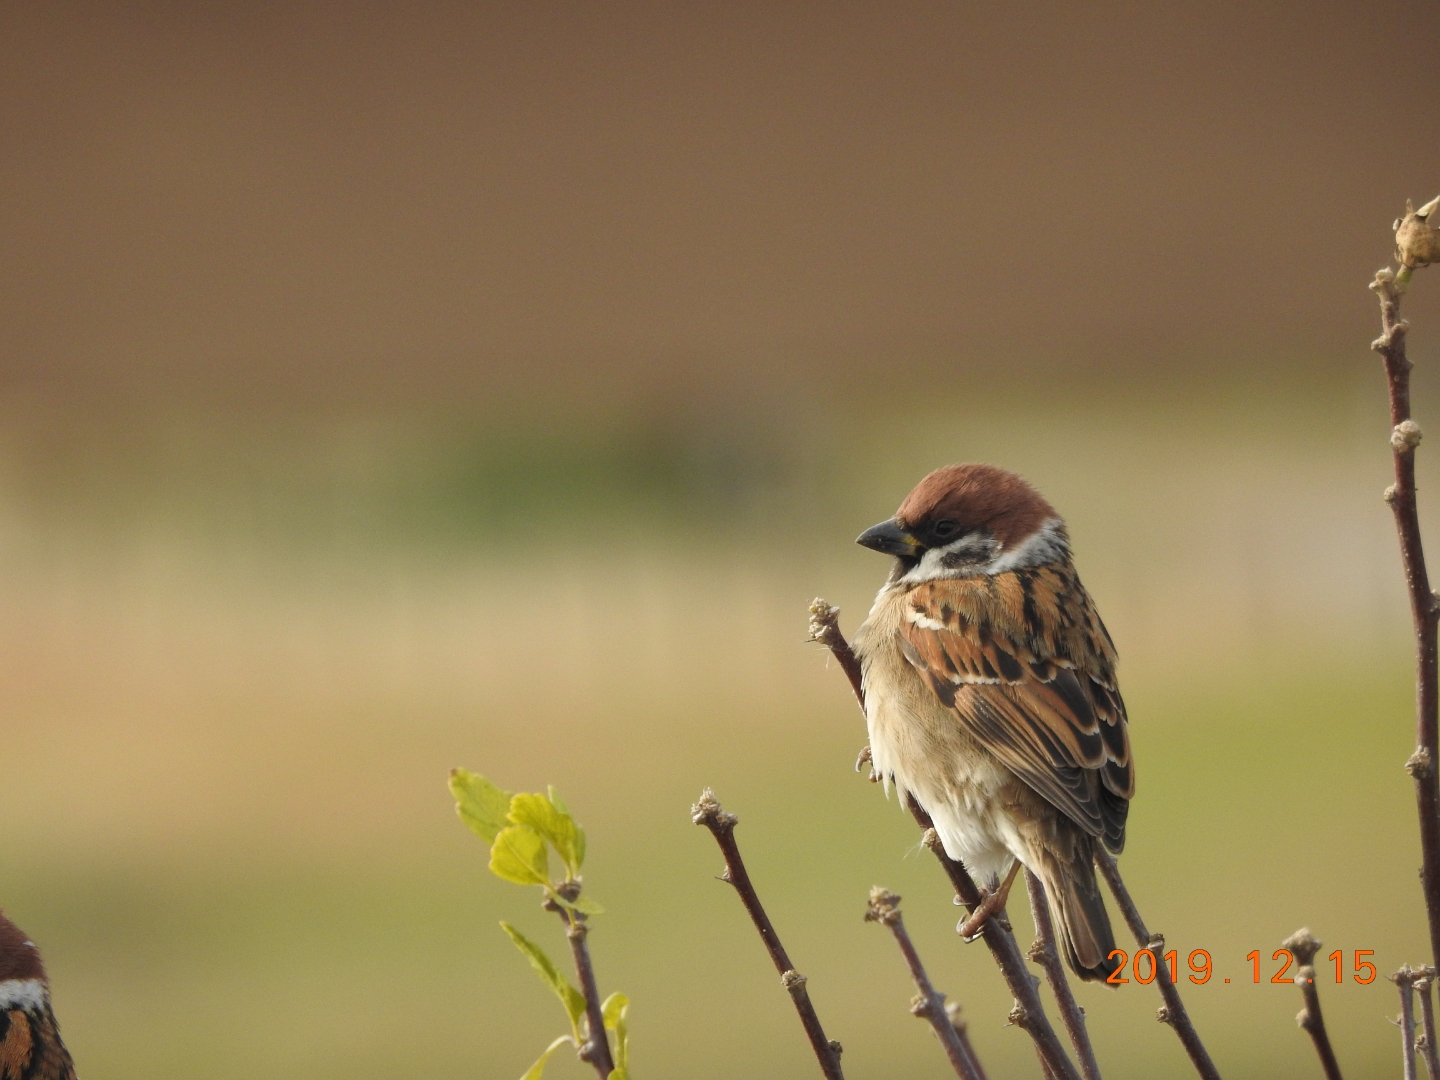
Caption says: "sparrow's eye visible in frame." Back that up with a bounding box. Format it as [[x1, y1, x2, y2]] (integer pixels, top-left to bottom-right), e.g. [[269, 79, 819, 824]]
[[933, 519, 960, 539]]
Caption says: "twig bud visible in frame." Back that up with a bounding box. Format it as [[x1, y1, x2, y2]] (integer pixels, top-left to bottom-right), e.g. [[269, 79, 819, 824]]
[[808, 597, 842, 643], [1396, 197, 1440, 268], [1393, 420, 1424, 452], [1391, 964, 1421, 986], [1408, 747, 1434, 779], [1386, 484, 1400, 504], [865, 886, 903, 926], [781, 969, 807, 991], [1156, 1005, 1173, 1025], [1281, 927, 1322, 965], [690, 787, 738, 829]]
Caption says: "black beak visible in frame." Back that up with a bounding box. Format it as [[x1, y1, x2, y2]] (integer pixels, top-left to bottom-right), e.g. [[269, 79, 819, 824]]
[[856, 518, 922, 558]]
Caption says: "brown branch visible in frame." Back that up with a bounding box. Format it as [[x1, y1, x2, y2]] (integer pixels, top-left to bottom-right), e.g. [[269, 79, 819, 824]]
[[545, 892, 615, 1079], [809, 598, 865, 704], [811, 597, 1081, 1080], [1416, 970, 1440, 1080], [692, 789, 845, 1080], [1395, 965, 1421, 1080], [1371, 257, 1440, 973], [1280, 929, 1343, 1080], [1025, 869, 1103, 1080], [1095, 852, 1220, 1080], [866, 887, 988, 1080], [909, 810, 1080, 1080]]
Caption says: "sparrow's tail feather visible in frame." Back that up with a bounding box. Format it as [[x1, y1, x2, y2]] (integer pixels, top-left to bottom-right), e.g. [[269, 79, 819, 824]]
[[1039, 843, 1121, 983]]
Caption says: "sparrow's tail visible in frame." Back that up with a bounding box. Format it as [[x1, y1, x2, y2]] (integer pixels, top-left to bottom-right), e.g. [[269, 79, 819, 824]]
[[1038, 840, 1121, 983]]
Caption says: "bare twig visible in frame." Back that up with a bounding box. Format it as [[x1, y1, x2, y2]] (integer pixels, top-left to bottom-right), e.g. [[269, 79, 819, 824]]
[[1281, 928, 1343, 1080], [1371, 241, 1440, 971], [692, 789, 845, 1080], [566, 918, 615, 1077], [811, 598, 1082, 1080], [1026, 869, 1103, 1080], [866, 887, 987, 1080], [1395, 965, 1422, 1080], [1095, 852, 1220, 1080], [545, 888, 615, 1079], [913, 805, 1081, 1080], [809, 598, 865, 703], [1416, 970, 1440, 1080]]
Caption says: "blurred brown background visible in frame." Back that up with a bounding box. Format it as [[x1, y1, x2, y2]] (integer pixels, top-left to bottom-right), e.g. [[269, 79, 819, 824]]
[[1, 3, 1439, 1078]]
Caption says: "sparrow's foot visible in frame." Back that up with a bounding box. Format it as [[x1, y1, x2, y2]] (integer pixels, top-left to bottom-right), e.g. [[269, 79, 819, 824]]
[[956, 861, 1021, 940]]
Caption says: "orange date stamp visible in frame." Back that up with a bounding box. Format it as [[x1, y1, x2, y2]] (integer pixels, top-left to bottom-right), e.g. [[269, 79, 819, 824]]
[[1105, 948, 1379, 986]]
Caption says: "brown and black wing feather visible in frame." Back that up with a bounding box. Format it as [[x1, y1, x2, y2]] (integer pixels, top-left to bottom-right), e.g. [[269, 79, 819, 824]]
[[898, 564, 1133, 853], [0, 1004, 76, 1080]]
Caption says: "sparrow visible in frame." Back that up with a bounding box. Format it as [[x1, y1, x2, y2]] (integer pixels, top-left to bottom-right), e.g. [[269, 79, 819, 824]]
[[0, 912, 77, 1079], [851, 463, 1132, 981]]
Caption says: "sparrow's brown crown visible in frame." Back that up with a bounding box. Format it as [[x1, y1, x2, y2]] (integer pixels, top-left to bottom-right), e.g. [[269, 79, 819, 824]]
[[896, 463, 1056, 549], [0, 913, 45, 984]]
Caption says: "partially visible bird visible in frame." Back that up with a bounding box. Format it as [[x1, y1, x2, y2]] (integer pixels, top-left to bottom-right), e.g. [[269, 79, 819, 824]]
[[851, 463, 1133, 981], [0, 912, 77, 1079]]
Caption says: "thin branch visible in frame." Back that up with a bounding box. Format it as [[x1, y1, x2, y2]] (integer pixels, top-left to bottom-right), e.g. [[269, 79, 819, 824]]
[[1025, 869, 1103, 1080], [1395, 965, 1421, 1080], [1371, 254, 1440, 972], [692, 789, 845, 1080], [1416, 971, 1439, 1080], [945, 1001, 990, 1080], [545, 892, 615, 1079], [1280, 929, 1343, 1080], [1095, 852, 1221, 1080], [811, 598, 1081, 1080], [911, 806, 1081, 1080], [809, 598, 865, 702], [866, 887, 987, 1080]]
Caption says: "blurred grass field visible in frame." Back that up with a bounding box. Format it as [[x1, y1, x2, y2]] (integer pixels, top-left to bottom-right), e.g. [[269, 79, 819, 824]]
[[0, 367, 1433, 1078]]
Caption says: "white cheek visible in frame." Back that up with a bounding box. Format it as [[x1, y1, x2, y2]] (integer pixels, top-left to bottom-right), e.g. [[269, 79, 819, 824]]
[[898, 518, 1069, 583], [898, 536, 990, 584], [987, 519, 1068, 572], [0, 979, 46, 1011]]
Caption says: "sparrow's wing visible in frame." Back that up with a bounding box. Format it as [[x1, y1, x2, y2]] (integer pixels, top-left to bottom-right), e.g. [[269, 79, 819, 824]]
[[898, 567, 1132, 852], [0, 1005, 77, 1080]]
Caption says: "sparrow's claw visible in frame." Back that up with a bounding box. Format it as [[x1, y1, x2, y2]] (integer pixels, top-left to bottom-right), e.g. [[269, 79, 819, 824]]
[[956, 861, 1021, 940]]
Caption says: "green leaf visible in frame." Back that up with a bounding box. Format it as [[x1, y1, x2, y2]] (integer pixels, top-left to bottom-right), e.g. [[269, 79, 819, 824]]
[[500, 923, 587, 1041], [602, 992, 630, 1075], [489, 826, 549, 886], [519, 1035, 573, 1080], [509, 793, 586, 875], [564, 895, 605, 917], [547, 785, 570, 816], [449, 768, 511, 843]]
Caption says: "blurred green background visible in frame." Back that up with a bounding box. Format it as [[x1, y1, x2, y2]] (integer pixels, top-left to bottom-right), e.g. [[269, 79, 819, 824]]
[[2, 3, 1440, 1078]]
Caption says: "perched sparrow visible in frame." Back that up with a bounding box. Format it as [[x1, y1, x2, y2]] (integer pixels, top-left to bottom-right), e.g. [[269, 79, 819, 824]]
[[0, 912, 77, 1079], [852, 463, 1132, 981]]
